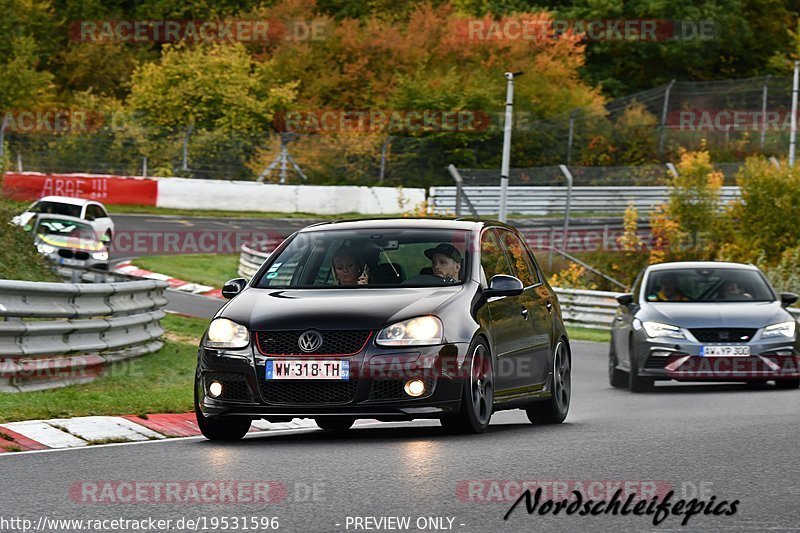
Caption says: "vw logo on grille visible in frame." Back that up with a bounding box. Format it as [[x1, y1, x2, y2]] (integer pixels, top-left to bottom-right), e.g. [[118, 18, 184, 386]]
[[298, 330, 323, 353]]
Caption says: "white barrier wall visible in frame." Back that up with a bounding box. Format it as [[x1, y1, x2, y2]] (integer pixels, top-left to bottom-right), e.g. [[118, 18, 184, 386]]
[[156, 178, 426, 215]]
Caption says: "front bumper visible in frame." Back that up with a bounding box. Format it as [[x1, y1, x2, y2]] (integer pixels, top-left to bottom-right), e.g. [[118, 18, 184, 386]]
[[196, 342, 470, 420], [633, 333, 800, 381]]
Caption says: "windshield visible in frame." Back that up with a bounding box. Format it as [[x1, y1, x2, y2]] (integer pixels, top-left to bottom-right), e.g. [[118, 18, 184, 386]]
[[35, 218, 98, 242], [29, 201, 82, 218], [644, 268, 775, 303], [254, 228, 471, 289]]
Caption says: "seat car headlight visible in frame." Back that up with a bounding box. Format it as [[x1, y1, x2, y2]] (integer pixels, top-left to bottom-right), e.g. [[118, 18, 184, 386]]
[[762, 321, 796, 339], [641, 321, 687, 339], [376, 316, 443, 346], [36, 243, 56, 254], [92, 251, 108, 260], [205, 318, 250, 349]]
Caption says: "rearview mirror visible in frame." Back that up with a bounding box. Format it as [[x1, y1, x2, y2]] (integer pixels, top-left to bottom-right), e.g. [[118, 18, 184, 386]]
[[616, 293, 634, 307], [780, 292, 798, 308], [222, 278, 247, 299], [484, 274, 524, 297]]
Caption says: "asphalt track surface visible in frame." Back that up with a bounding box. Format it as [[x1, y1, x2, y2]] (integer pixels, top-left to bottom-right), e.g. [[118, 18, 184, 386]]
[[2, 341, 798, 533]]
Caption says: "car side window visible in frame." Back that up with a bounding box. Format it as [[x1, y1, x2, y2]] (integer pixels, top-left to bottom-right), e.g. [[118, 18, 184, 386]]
[[93, 205, 108, 219], [496, 228, 539, 287], [480, 229, 513, 283]]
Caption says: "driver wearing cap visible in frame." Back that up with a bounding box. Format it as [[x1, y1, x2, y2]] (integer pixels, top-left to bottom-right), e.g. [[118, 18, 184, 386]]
[[424, 243, 462, 284]]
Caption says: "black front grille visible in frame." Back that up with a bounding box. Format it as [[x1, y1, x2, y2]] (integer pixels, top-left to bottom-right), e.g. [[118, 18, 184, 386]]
[[690, 328, 757, 343], [205, 371, 251, 401], [256, 330, 372, 355], [56, 249, 90, 260], [258, 380, 358, 404]]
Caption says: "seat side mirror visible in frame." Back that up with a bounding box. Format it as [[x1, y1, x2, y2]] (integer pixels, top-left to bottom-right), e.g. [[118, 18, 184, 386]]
[[780, 292, 798, 308], [616, 293, 634, 307], [484, 274, 524, 297], [222, 278, 247, 299]]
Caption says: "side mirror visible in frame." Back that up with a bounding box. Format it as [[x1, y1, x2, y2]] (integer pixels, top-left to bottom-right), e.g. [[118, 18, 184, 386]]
[[616, 293, 634, 307], [222, 278, 247, 299], [780, 292, 798, 308], [484, 274, 524, 297]]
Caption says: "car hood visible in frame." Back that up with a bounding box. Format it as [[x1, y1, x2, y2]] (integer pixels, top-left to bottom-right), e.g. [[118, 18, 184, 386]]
[[641, 301, 792, 329], [36, 234, 105, 252], [220, 285, 465, 330]]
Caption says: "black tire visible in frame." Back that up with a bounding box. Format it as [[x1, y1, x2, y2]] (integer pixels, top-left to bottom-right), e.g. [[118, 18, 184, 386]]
[[775, 378, 800, 389], [527, 339, 571, 424], [441, 339, 493, 434], [194, 375, 251, 441], [315, 417, 355, 431], [608, 345, 627, 389], [628, 340, 653, 393]]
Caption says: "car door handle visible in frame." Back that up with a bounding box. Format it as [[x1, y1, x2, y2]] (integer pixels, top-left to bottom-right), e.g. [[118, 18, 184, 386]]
[[615, 316, 624, 321], [521, 307, 529, 319], [545, 300, 553, 312]]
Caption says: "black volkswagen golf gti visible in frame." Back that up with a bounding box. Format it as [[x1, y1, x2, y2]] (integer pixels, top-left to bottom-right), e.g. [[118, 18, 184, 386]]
[[195, 219, 571, 440]]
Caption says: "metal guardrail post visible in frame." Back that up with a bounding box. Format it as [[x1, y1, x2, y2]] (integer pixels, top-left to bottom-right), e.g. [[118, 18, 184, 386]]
[[658, 80, 676, 158], [558, 164, 573, 242], [447, 164, 479, 217]]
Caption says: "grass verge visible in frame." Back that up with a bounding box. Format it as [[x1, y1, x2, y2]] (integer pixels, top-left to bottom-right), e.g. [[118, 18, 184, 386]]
[[566, 326, 610, 343], [133, 254, 240, 287], [0, 314, 207, 423]]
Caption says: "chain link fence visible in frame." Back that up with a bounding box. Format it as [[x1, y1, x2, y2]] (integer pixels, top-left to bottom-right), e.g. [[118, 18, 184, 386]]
[[0, 76, 794, 187]]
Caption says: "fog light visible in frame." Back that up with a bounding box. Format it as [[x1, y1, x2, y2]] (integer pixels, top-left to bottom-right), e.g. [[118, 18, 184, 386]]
[[209, 381, 223, 398], [404, 379, 425, 397]]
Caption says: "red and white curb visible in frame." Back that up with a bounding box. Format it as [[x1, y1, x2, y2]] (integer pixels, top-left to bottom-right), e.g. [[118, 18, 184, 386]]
[[112, 261, 223, 299], [0, 414, 320, 453]]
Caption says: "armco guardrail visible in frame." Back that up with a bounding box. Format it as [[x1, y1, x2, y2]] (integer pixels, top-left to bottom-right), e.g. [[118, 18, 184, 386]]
[[554, 288, 800, 331], [430, 186, 742, 216], [554, 288, 623, 329], [0, 278, 168, 392], [238, 243, 274, 278]]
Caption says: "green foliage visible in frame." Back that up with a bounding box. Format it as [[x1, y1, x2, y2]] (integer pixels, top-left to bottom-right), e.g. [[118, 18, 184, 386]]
[[667, 150, 724, 246], [129, 42, 296, 134], [0, 199, 60, 282], [727, 157, 800, 261]]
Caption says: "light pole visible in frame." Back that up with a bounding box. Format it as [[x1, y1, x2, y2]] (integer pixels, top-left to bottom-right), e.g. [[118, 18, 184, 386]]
[[499, 71, 523, 223], [790, 61, 799, 167]]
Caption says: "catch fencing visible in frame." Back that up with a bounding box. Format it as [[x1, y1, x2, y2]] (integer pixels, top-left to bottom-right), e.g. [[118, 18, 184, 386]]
[[0, 278, 168, 392]]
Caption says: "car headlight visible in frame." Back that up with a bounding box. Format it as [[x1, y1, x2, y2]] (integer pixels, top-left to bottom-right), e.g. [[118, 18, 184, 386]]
[[36, 243, 56, 254], [92, 251, 108, 261], [762, 321, 796, 339], [205, 318, 250, 349], [641, 321, 687, 339], [376, 316, 443, 346]]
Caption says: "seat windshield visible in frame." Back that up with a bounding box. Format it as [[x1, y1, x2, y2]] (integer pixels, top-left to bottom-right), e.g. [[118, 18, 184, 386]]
[[253, 228, 471, 288], [29, 201, 82, 218], [644, 268, 775, 303], [35, 218, 98, 242]]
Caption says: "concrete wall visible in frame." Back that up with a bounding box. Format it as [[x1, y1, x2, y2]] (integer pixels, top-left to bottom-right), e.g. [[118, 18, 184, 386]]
[[156, 177, 425, 215]]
